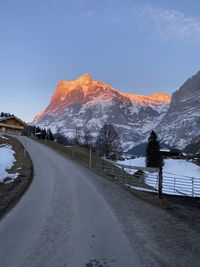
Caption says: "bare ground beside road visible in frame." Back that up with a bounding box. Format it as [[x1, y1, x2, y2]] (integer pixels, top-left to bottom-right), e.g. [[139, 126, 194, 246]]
[[0, 135, 33, 218], [128, 189, 200, 231]]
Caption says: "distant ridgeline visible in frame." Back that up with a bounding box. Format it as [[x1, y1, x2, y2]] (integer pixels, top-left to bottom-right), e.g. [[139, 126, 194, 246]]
[[0, 112, 14, 118]]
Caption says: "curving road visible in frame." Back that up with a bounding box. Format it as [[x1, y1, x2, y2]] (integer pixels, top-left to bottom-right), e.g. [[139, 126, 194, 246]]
[[0, 137, 200, 267], [0, 137, 136, 267]]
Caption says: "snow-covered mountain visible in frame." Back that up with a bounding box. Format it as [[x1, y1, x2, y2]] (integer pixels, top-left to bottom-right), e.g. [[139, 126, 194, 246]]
[[33, 74, 171, 151], [156, 71, 200, 149]]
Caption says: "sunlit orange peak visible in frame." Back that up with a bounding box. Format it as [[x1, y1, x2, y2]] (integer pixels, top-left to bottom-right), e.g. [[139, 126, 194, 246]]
[[77, 73, 92, 81], [123, 92, 171, 104], [33, 110, 45, 121], [148, 93, 171, 103]]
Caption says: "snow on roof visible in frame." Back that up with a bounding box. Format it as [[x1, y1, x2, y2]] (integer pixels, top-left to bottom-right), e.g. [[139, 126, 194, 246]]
[[0, 116, 12, 121], [0, 116, 26, 126], [160, 149, 170, 152]]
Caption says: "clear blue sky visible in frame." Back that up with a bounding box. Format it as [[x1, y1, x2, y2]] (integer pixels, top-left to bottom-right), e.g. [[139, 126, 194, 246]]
[[1, 0, 200, 121]]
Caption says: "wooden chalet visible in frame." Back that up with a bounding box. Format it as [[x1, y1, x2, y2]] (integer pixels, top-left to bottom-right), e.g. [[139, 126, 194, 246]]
[[0, 116, 26, 135], [160, 148, 183, 159]]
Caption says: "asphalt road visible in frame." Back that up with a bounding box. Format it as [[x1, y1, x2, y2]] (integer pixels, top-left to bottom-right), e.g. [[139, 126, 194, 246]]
[[0, 137, 199, 267], [0, 137, 136, 267]]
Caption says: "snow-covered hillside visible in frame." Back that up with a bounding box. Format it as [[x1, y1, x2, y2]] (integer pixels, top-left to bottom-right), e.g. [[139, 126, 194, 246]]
[[33, 74, 171, 151]]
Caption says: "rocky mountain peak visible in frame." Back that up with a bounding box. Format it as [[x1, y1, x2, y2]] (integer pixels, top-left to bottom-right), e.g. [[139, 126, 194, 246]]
[[50, 74, 92, 102], [148, 93, 171, 103], [156, 70, 200, 148], [76, 73, 93, 84], [33, 74, 171, 151]]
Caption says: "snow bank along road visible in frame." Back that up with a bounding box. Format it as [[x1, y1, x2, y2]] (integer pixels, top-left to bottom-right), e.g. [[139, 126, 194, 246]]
[[0, 137, 199, 266]]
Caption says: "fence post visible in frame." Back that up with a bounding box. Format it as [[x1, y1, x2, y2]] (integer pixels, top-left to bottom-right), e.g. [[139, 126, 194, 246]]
[[89, 147, 92, 168], [23, 139, 26, 157], [192, 177, 194, 197], [174, 178, 176, 193], [122, 166, 124, 181], [72, 148, 75, 159], [158, 167, 163, 199]]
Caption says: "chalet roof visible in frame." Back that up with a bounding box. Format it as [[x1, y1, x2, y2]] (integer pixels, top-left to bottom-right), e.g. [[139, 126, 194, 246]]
[[0, 117, 7, 121], [0, 116, 27, 126]]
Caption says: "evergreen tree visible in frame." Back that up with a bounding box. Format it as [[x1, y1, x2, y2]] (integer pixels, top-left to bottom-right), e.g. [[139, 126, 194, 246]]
[[54, 132, 70, 145], [0, 112, 13, 118], [36, 126, 41, 134], [41, 129, 47, 139], [83, 127, 93, 148], [145, 130, 163, 168], [73, 128, 81, 145], [47, 128, 54, 141], [21, 125, 35, 136]]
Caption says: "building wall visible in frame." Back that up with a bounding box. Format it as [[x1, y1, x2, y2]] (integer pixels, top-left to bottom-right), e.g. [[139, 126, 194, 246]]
[[0, 117, 25, 135], [0, 126, 22, 135]]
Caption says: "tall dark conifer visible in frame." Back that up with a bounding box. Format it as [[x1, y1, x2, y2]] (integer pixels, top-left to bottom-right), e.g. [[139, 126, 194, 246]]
[[47, 128, 54, 141], [145, 130, 163, 168]]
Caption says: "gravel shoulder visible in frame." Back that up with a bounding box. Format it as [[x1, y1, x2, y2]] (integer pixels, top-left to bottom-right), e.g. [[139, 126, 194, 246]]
[[0, 135, 33, 219]]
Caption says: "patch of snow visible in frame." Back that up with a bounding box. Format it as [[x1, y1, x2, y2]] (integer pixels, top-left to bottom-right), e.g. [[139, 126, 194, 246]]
[[127, 185, 157, 193], [0, 135, 9, 140], [0, 145, 18, 182]]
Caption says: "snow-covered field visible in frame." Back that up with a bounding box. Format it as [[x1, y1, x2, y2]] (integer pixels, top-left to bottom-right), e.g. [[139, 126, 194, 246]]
[[117, 157, 200, 197], [0, 144, 18, 182]]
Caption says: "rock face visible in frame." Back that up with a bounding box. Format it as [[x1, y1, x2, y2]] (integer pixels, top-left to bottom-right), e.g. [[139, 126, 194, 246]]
[[157, 71, 200, 148], [34, 74, 170, 151]]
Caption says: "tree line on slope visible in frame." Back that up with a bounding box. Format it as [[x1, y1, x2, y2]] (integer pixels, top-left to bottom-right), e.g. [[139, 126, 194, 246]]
[[1, 110, 197, 166], [22, 124, 123, 160], [22, 122, 200, 168], [22, 126, 54, 141], [22, 123, 163, 166], [0, 112, 14, 118]]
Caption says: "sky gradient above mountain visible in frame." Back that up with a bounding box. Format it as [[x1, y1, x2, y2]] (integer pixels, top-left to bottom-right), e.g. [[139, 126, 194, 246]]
[[1, 0, 200, 121]]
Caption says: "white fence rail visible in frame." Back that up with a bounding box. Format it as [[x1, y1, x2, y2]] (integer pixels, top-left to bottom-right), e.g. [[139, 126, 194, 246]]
[[115, 162, 200, 198]]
